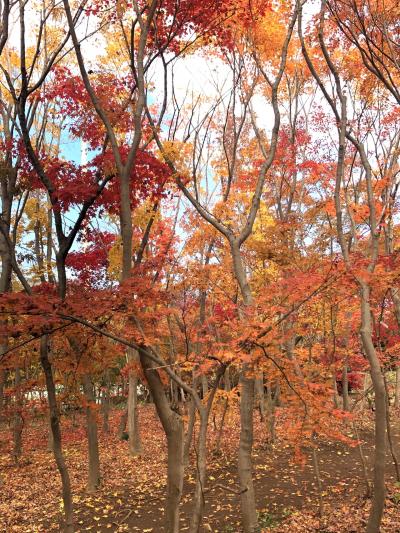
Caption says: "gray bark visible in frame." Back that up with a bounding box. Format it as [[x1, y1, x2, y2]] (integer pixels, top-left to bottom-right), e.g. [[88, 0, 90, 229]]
[[139, 348, 184, 533], [395, 367, 400, 410], [40, 336, 74, 532], [342, 360, 349, 411], [255, 374, 265, 422], [360, 286, 387, 533], [230, 240, 258, 532], [238, 374, 258, 533], [101, 383, 110, 434], [127, 348, 142, 455], [215, 367, 231, 453], [189, 370, 223, 532], [13, 367, 23, 462], [118, 407, 128, 440], [82, 374, 101, 492]]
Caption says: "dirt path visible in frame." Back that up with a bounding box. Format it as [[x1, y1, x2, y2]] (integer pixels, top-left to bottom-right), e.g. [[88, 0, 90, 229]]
[[75, 427, 400, 532]]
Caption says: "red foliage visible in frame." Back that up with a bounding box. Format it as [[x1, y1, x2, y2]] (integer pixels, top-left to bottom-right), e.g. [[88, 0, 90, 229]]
[[66, 230, 116, 287]]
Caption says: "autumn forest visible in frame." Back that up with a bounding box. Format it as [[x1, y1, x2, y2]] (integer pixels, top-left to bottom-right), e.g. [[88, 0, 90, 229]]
[[1, 0, 400, 532]]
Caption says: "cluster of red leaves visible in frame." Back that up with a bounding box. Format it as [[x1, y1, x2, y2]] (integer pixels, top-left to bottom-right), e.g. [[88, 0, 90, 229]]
[[66, 230, 116, 287], [43, 67, 134, 149], [20, 147, 171, 216], [83, 0, 270, 53], [92, 148, 171, 215]]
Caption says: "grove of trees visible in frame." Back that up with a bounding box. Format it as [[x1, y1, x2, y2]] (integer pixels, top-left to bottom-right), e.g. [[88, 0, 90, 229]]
[[1, 0, 400, 531]]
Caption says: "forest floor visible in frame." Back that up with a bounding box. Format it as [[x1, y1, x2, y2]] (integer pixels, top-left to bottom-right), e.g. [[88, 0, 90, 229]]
[[1, 405, 400, 533]]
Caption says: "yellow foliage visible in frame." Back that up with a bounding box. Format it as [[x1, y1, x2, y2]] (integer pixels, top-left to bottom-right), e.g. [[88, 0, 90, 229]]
[[107, 236, 122, 281], [160, 141, 193, 181], [24, 198, 49, 230]]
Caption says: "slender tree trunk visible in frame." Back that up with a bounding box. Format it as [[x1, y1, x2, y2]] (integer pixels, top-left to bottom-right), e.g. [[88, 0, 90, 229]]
[[13, 367, 23, 463], [40, 336, 74, 532], [184, 396, 196, 466], [189, 408, 208, 533], [47, 416, 54, 451], [33, 206, 46, 283], [0, 236, 12, 425], [189, 371, 223, 532], [311, 433, 324, 517], [230, 242, 258, 533], [363, 372, 372, 410], [255, 374, 265, 422], [184, 373, 201, 465], [215, 399, 228, 454], [383, 376, 400, 482], [0, 368, 6, 422], [46, 201, 55, 283], [101, 383, 110, 434], [342, 359, 349, 411], [166, 420, 184, 533], [360, 287, 387, 533], [332, 375, 339, 409], [238, 373, 258, 533], [215, 367, 231, 454], [201, 375, 208, 398], [266, 381, 276, 445], [139, 348, 184, 533], [127, 348, 142, 455], [395, 367, 400, 409], [353, 423, 371, 497], [82, 374, 101, 492], [118, 407, 128, 440], [0, 216, 11, 494], [387, 251, 400, 410]]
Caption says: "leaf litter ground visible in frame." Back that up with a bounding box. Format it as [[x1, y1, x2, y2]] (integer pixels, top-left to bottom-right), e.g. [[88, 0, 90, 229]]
[[1, 405, 399, 532]]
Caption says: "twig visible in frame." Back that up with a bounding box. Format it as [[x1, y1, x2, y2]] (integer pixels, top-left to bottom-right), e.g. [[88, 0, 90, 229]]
[[214, 482, 248, 495]]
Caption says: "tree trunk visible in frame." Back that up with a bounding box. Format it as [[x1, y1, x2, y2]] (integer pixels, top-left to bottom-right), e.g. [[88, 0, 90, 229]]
[[332, 375, 339, 409], [255, 374, 265, 422], [13, 367, 23, 463], [266, 381, 276, 445], [238, 373, 258, 533], [342, 360, 349, 411], [215, 367, 231, 454], [363, 372, 372, 410], [118, 407, 128, 440], [395, 367, 400, 409], [47, 416, 54, 452], [166, 419, 184, 533], [127, 348, 142, 455], [189, 370, 223, 532], [184, 373, 200, 465], [311, 434, 324, 517], [46, 202, 55, 283], [0, 236, 12, 426], [82, 374, 101, 492], [184, 395, 196, 466], [0, 369, 6, 422], [353, 422, 371, 498], [189, 409, 208, 533], [139, 348, 184, 533], [101, 383, 110, 434], [201, 375, 208, 398], [383, 376, 400, 482], [230, 241, 259, 533], [360, 286, 387, 533], [215, 399, 228, 454], [40, 336, 74, 532]]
